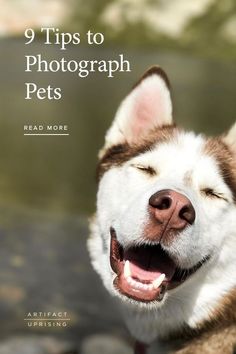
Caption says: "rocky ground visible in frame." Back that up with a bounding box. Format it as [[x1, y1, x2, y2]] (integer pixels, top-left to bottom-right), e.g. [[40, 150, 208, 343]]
[[0, 334, 134, 354]]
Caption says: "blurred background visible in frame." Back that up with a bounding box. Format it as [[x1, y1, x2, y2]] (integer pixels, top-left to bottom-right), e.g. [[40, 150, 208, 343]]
[[0, 0, 235, 353]]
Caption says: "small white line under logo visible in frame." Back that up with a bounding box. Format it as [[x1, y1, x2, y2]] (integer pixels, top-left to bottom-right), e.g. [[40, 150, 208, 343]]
[[24, 318, 71, 321], [24, 133, 69, 136]]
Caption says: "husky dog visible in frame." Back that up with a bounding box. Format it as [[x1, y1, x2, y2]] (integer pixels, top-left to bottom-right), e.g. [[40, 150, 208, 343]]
[[88, 67, 236, 354]]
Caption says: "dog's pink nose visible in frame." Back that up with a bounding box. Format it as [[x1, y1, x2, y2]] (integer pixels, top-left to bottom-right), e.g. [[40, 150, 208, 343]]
[[149, 189, 195, 229]]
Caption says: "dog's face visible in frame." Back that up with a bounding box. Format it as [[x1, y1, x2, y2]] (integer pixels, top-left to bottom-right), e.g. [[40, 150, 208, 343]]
[[89, 67, 236, 309]]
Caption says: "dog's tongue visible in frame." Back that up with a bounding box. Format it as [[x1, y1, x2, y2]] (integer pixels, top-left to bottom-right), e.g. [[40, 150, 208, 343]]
[[124, 246, 176, 281]]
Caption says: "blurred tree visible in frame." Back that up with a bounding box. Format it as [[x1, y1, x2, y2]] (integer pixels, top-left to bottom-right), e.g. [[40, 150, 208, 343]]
[[69, 0, 236, 60]]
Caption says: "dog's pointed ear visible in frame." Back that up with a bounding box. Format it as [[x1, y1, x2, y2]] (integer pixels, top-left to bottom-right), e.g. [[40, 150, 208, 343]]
[[101, 66, 173, 154], [223, 122, 236, 154]]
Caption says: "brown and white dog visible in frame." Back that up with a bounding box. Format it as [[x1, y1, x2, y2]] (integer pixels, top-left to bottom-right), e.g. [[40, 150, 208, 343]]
[[88, 67, 236, 354]]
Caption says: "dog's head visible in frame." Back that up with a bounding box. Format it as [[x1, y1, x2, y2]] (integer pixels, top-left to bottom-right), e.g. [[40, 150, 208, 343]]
[[89, 67, 236, 307]]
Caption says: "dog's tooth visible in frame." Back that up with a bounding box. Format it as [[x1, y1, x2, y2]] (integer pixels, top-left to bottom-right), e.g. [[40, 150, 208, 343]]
[[136, 282, 143, 289], [143, 284, 149, 291], [130, 279, 136, 286], [124, 260, 131, 279], [135, 282, 143, 289], [152, 274, 165, 289], [148, 284, 154, 291], [128, 279, 155, 291], [132, 279, 142, 290], [127, 276, 132, 284]]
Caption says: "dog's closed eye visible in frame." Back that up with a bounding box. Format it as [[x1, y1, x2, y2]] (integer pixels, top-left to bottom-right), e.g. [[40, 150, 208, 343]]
[[201, 187, 227, 201], [131, 164, 156, 176]]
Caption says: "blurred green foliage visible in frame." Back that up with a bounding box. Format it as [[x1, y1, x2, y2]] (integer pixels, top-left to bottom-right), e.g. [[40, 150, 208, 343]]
[[68, 0, 236, 61]]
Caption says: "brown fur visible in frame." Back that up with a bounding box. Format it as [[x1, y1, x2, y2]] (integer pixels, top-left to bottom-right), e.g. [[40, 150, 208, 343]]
[[204, 137, 236, 202], [97, 125, 178, 181], [167, 288, 236, 353], [175, 325, 236, 354], [207, 288, 236, 329], [133, 66, 171, 91]]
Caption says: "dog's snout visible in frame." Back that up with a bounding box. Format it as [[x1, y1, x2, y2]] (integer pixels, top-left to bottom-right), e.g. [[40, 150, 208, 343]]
[[149, 189, 195, 229]]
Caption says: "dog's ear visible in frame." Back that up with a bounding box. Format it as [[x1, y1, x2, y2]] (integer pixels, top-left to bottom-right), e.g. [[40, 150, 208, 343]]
[[223, 122, 236, 154], [102, 66, 173, 152]]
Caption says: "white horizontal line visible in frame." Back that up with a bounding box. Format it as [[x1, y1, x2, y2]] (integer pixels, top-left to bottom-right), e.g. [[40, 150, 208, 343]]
[[24, 318, 70, 321], [24, 133, 69, 136]]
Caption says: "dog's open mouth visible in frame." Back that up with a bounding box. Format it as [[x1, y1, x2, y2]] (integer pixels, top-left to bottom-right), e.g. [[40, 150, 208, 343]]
[[110, 228, 210, 302]]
